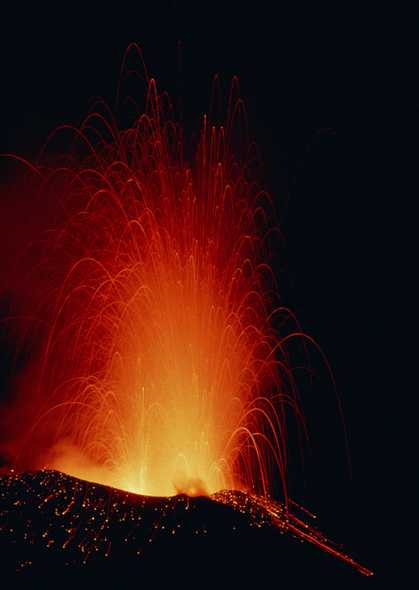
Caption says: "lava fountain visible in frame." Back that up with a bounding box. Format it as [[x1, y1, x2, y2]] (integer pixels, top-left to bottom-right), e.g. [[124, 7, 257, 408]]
[[18, 56, 296, 502], [1, 46, 372, 576]]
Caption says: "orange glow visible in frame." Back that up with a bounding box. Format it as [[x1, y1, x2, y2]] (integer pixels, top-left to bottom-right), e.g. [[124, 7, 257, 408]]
[[0, 50, 373, 577], [24, 66, 299, 500]]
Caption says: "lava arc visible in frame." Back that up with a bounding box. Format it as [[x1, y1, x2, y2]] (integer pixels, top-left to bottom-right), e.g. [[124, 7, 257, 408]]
[[22, 59, 294, 502], [0, 46, 372, 577]]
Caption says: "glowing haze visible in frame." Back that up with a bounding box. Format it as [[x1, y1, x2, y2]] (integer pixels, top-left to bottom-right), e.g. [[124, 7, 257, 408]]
[[9, 48, 304, 499]]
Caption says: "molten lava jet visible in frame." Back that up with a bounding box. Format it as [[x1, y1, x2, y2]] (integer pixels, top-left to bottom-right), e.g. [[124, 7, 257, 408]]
[[0, 46, 372, 577]]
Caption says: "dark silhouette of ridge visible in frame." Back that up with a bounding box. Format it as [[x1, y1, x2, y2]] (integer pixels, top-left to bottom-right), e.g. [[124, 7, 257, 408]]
[[0, 469, 370, 585]]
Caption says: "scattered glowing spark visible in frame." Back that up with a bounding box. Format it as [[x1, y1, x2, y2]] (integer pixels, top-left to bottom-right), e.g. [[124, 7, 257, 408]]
[[0, 470, 373, 576]]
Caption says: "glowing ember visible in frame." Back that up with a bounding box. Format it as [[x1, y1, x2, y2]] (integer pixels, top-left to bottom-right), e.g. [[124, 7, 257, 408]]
[[0, 469, 373, 577]]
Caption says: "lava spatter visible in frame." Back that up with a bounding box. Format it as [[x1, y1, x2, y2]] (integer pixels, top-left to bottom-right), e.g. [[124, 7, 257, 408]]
[[0, 46, 372, 579]]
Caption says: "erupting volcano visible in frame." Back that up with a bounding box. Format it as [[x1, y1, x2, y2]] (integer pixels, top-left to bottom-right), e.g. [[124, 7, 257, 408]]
[[0, 46, 372, 579]]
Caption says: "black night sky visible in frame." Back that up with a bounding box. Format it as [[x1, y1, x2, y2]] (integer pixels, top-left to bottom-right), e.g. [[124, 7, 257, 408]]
[[0, 2, 403, 584]]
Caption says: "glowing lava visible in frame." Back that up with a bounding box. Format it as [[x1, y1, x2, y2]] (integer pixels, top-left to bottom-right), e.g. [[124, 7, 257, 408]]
[[18, 55, 296, 501], [0, 47, 373, 577]]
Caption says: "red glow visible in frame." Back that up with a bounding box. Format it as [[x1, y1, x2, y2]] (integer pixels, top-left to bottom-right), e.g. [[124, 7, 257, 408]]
[[0, 48, 372, 576], [11, 62, 300, 501]]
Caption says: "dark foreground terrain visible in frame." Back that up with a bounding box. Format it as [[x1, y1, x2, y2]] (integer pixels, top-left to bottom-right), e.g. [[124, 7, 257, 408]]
[[0, 470, 372, 586]]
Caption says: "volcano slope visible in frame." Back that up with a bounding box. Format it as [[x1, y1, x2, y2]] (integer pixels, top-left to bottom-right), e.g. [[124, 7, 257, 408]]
[[0, 469, 371, 584]]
